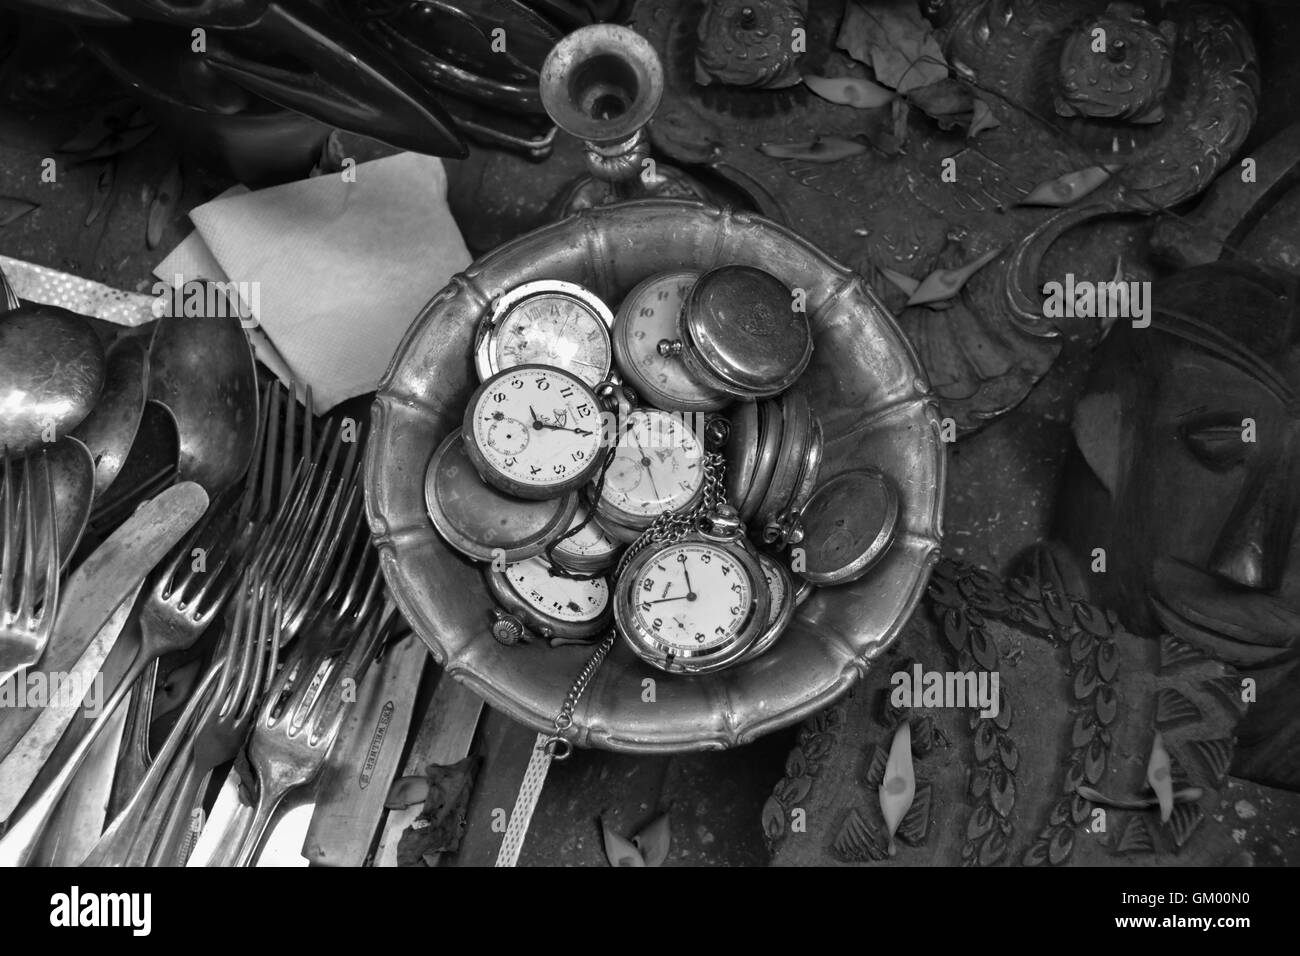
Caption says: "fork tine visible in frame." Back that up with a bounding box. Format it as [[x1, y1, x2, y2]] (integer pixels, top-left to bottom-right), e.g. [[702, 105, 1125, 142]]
[[1, 451, 14, 614], [38, 453, 58, 630], [302, 385, 314, 466], [18, 455, 37, 622], [282, 379, 298, 512]]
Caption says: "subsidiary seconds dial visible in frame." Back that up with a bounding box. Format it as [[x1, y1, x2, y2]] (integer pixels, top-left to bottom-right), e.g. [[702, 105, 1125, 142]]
[[463, 364, 606, 500]]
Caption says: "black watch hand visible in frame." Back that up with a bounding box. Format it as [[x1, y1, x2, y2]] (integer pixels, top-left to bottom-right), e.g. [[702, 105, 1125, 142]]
[[633, 436, 662, 500]]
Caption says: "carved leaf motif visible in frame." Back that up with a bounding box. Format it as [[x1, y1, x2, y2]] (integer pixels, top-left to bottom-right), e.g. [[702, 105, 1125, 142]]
[[1200, 676, 1249, 716], [1096, 639, 1120, 682], [865, 744, 889, 790], [970, 626, 998, 671], [928, 575, 962, 608], [993, 690, 1012, 730], [970, 766, 991, 799], [1014, 601, 1053, 633], [990, 769, 1015, 818], [1070, 792, 1091, 825], [1063, 755, 1086, 794], [943, 606, 969, 651], [761, 796, 787, 842], [978, 828, 1009, 866], [1165, 801, 1205, 851], [974, 720, 997, 762], [1073, 660, 1100, 700], [998, 734, 1019, 772], [803, 732, 835, 761], [1049, 798, 1070, 827], [777, 774, 814, 807], [1185, 737, 1234, 785], [1155, 688, 1202, 731], [898, 783, 932, 846], [1008, 574, 1041, 603], [1114, 813, 1155, 855], [1083, 735, 1108, 784], [1047, 825, 1075, 865], [966, 803, 996, 840], [1071, 712, 1098, 748], [1160, 634, 1207, 670], [957, 648, 976, 673], [1069, 631, 1096, 663], [1075, 602, 1114, 637], [1095, 684, 1119, 725], [785, 746, 808, 779], [1022, 840, 1051, 866], [832, 808, 890, 862], [1045, 588, 1075, 629]]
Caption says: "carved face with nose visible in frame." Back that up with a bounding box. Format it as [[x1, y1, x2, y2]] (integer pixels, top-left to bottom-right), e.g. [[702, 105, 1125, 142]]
[[1056, 264, 1300, 782]]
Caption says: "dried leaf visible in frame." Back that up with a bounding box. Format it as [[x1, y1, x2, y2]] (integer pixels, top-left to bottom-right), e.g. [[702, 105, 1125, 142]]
[[836, 0, 949, 93], [1147, 731, 1174, 824], [906, 245, 1004, 306], [879, 266, 920, 296], [601, 818, 645, 867], [879, 720, 916, 855], [0, 196, 38, 227], [1019, 164, 1120, 207], [147, 162, 182, 250], [803, 74, 894, 109], [907, 78, 972, 130], [968, 97, 1000, 137], [85, 159, 115, 228], [385, 775, 430, 810], [632, 813, 671, 867], [758, 137, 868, 163]]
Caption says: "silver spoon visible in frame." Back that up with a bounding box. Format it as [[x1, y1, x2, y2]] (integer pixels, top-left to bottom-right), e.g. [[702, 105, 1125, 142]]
[[46, 436, 95, 571], [147, 309, 259, 496], [0, 306, 106, 457], [71, 337, 149, 501]]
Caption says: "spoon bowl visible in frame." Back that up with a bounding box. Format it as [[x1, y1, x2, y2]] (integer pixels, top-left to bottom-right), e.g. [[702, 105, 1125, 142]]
[[0, 306, 106, 457], [147, 309, 258, 496], [71, 337, 149, 500], [46, 436, 95, 570]]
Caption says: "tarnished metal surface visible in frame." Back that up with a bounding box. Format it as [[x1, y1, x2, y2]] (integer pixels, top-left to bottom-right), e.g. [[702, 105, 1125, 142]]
[[366, 200, 945, 753]]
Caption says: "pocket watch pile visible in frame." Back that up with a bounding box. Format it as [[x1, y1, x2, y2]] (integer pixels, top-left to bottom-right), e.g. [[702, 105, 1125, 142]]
[[423, 267, 901, 676]]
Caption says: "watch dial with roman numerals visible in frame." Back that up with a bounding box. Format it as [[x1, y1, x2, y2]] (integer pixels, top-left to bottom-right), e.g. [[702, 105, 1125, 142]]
[[465, 365, 604, 499]]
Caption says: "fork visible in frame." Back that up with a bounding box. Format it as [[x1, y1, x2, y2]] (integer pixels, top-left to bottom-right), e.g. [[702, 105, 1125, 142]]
[[0, 452, 59, 687], [82, 570, 282, 867], [0, 488, 246, 866], [232, 590, 391, 867]]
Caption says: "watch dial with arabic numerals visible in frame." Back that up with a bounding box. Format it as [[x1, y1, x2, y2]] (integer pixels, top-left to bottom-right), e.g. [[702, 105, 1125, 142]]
[[599, 408, 704, 523], [466, 365, 604, 498], [629, 542, 753, 652], [552, 501, 621, 567], [506, 557, 609, 623], [492, 287, 612, 387]]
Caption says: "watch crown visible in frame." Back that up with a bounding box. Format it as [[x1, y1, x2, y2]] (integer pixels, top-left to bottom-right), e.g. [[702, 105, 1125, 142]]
[[702, 502, 744, 539], [490, 609, 529, 645]]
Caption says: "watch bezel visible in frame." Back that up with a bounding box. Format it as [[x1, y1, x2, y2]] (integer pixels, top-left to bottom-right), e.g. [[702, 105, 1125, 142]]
[[592, 407, 708, 531], [474, 279, 615, 386], [484, 557, 614, 641], [462, 363, 607, 500]]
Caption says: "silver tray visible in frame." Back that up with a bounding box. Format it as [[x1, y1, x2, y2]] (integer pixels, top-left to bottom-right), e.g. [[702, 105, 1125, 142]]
[[365, 200, 945, 753]]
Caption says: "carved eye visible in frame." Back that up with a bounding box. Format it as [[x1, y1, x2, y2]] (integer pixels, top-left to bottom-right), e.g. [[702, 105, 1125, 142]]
[[1180, 416, 1249, 471]]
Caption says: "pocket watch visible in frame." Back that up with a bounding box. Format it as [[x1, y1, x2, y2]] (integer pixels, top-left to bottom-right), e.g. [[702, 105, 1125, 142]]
[[485, 556, 613, 647], [612, 271, 730, 413], [593, 406, 707, 540], [738, 552, 797, 663], [614, 504, 771, 674], [474, 279, 614, 387], [723, 398, 783, 523], [754, 388, 821, 531], [657, 265, 812, 400], [425, 429, 579, 563], [778, 468, 900, 585], [463, 363, 607, 500], [547, 500, 623, 574]]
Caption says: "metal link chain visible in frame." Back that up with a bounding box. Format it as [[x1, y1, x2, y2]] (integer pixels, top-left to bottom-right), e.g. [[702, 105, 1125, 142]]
[[541, 629, 616, 760], [615, 451, 726, 579]]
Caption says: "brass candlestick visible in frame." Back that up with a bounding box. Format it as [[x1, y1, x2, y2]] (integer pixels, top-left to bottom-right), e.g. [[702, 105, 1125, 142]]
[[540, 24, 711, 218]]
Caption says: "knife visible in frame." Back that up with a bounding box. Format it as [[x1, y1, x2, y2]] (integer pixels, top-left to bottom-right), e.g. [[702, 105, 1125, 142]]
[[373, 670, 485, 867], [0, 482, 209, 818], [302, 633, 428, 866]]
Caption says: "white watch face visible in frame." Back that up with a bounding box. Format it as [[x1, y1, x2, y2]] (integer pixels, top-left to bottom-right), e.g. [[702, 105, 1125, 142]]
[[759, 554, 788, 625], [599, 409, 704, 520], [553, 502, 621, 562], [469, 367, 603, 493], [629, 542, 753, 652], [615, 272, 723, 406], [494, 290, 611, 386], [506, 558, 609, 623]]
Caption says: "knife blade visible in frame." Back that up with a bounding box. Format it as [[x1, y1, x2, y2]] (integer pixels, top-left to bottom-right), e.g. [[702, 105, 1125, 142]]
[[303, 633, 428, 867], [0, 482, 208, 819]]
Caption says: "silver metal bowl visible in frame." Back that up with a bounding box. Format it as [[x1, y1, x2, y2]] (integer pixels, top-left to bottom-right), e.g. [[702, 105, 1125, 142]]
[[366, 200, 945, 753]]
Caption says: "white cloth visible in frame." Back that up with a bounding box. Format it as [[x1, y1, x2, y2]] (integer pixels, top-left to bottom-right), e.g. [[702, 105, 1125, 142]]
[[154, 153, 471, 413]]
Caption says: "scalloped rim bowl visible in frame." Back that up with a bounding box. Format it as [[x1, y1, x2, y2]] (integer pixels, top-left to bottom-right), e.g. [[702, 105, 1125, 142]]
[[366, 201, 945, 753]]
